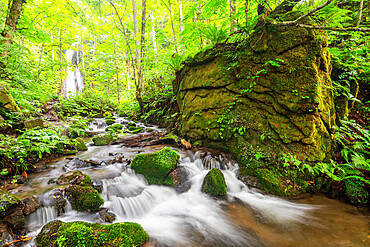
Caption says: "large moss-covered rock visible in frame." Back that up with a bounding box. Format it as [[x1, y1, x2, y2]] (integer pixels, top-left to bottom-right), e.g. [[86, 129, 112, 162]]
[[175, 11, 336, 176], [36, 220, 149, 247], [344, 179, 369, 206], [201, 168, 227, 196], [66, 185, 104, 212], [56, 170, 92, 186], [105, 123, 123, 132], [0, 190, 20, 217], [131, 147, 180, 185], [92, 133, 114, 146], [23, 117, 45, 129]]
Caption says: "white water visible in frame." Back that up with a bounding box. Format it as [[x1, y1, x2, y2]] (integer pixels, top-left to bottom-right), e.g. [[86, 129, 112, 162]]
[[64, 49, 84, 97]]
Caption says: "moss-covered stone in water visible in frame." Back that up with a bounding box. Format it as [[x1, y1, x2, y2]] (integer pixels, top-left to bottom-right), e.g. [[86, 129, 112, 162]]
[[35, 220, 63, 247], [201, 168, 227, 196], [131, 127, 144, 133], [36, 221, 149, 247], [131, 147, 180, 185], [105, 123, 123, 132], [66, 185, 104, 212], [92, 133, 113, 146], [56, 170, 92, 186], [127, 122, 137, 131], [344, 179, 369, 206], [0, 190, 20, 217], [75, 137, 88, 151], [106, 118, 116, 126]]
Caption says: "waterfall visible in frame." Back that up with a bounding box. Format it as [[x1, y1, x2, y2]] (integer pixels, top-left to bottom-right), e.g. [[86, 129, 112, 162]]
[[64, 46, 84, 97]]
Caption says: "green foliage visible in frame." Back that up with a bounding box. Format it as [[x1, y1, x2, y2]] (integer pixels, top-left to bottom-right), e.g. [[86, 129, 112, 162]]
[[131, 147, 180, 185], [0, 127, 72, 173], [203, 24, 229, 47], [67, 117, 89, 139]]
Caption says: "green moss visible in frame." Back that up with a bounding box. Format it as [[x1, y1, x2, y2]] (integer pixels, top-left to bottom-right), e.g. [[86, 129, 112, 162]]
[[131, 127, 144, 133], [0, 190, 20, 217], [35, 220, 64, 247], [75, 137, 88, 151], [105, 123, 123, 133], [106, 118, 116, 125], [201, 168, 227, 196], [66, 185, 104, 212], [92, 133, 114, 146], [344, 179, 369, 205], [56, 170, 92, 186], [131, 147, 180, 185], [63, 149, 78, 155], [127, 122, 137, 131], [36, 221, 149, 247]]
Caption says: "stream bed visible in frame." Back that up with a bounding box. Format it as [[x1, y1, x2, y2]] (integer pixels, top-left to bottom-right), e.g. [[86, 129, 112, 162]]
[[9, 118, 369, 247]]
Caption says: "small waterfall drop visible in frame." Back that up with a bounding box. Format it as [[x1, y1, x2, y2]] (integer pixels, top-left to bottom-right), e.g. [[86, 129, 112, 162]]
[[64, 44, 84, 97]]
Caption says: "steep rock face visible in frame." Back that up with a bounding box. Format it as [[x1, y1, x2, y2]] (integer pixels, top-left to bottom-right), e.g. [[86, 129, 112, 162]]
[[176, 12, 335, 164]]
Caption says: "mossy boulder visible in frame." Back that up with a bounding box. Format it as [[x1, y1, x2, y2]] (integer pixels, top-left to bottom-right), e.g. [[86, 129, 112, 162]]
[[344, 179, 369, 206], [75, 137, 88, 151], [106, 118, 116, 126], [36, 220, 149, 247], [0, 190, 20, 217], [131, 127, 144, 134], [66, 185, 104, 212], [201, 168, 227, 196], [56, 170, 92, 186], [127, 122, 137, 131], [92, 133, 114, 146], [0, 85, 20, 113], [23, 117, 45, 129], [175, 10, 335, 169], [105, 123, 123, 133], [131, 147, 180, 185]]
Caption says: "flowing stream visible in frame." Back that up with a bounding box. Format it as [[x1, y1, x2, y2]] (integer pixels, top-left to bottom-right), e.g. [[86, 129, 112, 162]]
[[12, 117, 369, 247]]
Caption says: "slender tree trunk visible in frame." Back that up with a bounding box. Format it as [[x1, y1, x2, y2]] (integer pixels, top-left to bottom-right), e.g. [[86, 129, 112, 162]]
[[245, 0, 249, 27], [126, 50, 131, 90], [356, 0, 364, 26], [132, 0, 140, 65], [35, 43, 44, 84], [178, 0, 184, 53], [136, 0, 147, 109], [113, 27, 119, 103], [59, 28, 64, 96], [150, 10, 158, 65], [230, 0, 237, 32], [1, 0, 24, 61], [168, 0, 178, 53]]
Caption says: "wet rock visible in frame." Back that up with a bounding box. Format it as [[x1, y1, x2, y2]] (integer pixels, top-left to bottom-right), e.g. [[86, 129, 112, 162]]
[[36, 220, 148, 247], [92, 179, 103, 193], [131, 147, 180, 185], [0, 190, 20, 217], [131, 127, 144, 134], [23, 117, 45, 129], [168, 166, 190, 191], [66, 185, 104, 212], [63, 149, 78, 155], [56, 171, 92, 187], [92, 133, 114, 146], [146, 128, 153, 133], [239, 175, 262, 189], [97, 208, 116, 223], [41, 189, 66, 215], [64, 158, 89, 171], [3, 207, 25, 233], [20, 196, 41, 216], [105, 117, 116, 125], [74, 137, 88, 151], [202, 168, 227, 197], [0, 223, 13, 247]]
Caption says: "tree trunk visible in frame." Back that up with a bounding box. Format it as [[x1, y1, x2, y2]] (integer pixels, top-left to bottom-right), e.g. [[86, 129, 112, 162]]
[[59, 28, 64, 96], [150, 10, 158, 65], [178, 0, 184, 53], [113, 27, 120, 104], [230, 0, 237, 32], [168, 0, 178, 53], [132, 0, 140, 64], [1, 0, 24, 61], [136, 0, 147, 109], [245, 0, 249, 27], [35, 43, 44, 84], [356, 0, 364, 26]]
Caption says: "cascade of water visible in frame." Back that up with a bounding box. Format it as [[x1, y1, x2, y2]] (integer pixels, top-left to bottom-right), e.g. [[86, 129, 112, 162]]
[[64, 47, 84, 97], [26, 206, 58, 231]]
